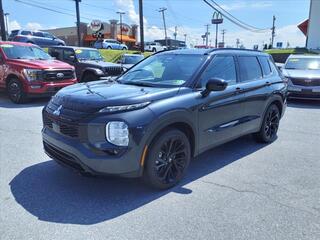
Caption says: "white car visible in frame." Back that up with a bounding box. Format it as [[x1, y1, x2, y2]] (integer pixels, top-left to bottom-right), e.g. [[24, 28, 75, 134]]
[[144, 42, 166, 52]]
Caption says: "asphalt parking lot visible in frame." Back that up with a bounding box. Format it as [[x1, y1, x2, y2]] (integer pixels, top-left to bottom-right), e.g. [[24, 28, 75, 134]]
[[0, 93, 320, 240]]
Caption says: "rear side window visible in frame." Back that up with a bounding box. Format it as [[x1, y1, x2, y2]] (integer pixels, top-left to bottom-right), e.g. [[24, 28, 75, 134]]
[[258, 56, 272, 76], [21, 31, 32, 36], [199, 55, 237, 87], [238, 56, 262, 82], [33, 32, 44, 37]]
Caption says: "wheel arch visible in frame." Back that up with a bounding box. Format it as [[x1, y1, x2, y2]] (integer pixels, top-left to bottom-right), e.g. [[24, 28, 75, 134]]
[[5, 74, 21, 87]]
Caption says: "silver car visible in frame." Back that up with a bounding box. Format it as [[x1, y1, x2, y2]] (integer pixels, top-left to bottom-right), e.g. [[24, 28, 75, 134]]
[[282, 55, 320, 100]]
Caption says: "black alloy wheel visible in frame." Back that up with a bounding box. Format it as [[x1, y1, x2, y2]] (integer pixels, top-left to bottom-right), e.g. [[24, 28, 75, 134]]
[[144, 129, 191, 189], [7, 78, 27, 104], [254, 104, 280, 143]]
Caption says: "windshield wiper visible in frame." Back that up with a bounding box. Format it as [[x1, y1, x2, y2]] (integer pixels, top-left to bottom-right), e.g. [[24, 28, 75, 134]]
[[122, 80, 155, 87]]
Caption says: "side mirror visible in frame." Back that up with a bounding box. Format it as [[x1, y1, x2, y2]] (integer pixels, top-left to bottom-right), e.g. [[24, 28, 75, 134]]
[[201, 78, 228, 97], [68, 55, 76, 61]]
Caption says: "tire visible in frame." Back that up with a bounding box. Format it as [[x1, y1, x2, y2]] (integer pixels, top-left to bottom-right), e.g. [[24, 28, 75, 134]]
[[107, 46, 112, 50], [6, 78, 28, 104], [81, 72, 98, 82], [254, 104, 280, 143], [152, 48, 157, 52], [122, 47, 127, 50], [143, 129, 191, 189]]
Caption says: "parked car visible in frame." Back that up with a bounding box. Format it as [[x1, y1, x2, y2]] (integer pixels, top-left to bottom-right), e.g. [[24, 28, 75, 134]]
[[144, 42, 166, 52], [117, 53, 144, 69], [42, 48, 287, 189], [0, 41, 76, 103], [93, 39, 128, 50], [48, 46, 123, 82], [8, 30, 65, 47], [282, 54, 320, 100]]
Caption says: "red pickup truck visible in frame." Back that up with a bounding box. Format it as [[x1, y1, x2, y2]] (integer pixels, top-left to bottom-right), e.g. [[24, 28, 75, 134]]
[[0, 41, 77, 103]]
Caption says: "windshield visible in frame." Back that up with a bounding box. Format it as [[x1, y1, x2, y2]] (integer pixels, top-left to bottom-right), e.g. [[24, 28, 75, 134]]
[[118, 54, 204, 87], [0, 44, 52, 60], [123, 55, 144, 64], [75, 49, 103, 61], [285, 57, 320, 70]]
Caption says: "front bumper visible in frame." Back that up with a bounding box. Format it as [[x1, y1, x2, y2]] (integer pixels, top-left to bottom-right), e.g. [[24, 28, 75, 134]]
[[42, 127, 144, 178], [26, 79, 78, 96], [288, 85, 320, 100]]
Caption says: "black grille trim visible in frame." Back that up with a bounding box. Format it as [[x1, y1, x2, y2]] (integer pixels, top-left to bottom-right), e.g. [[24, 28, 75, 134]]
[[43, 69, 75, 81], [104, 66, 123, 76], [291, 78, 320, 87]]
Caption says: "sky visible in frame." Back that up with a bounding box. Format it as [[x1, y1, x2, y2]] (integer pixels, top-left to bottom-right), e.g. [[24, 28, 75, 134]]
[[3, 0, 311, 48]]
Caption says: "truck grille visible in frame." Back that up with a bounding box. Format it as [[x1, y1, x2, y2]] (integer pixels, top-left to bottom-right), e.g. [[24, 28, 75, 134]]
[[104, 66, 123, 76], [291, 78, 320, 87], [43, 70, 75, 81], [43, 112, 80, 138]]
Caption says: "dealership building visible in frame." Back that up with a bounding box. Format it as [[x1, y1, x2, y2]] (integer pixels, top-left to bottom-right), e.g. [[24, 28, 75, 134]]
[[43, 20, 138, 47]]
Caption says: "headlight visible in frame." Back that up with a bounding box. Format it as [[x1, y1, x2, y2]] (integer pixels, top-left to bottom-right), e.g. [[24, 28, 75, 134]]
[[23, 69, 43, 81], [106, 121, 129, 146], [94, 68, 104, 75], [99, 102, 150, 113]]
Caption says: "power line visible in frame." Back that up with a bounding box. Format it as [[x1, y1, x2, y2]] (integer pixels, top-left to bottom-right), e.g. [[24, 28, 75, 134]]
[[203, 0, 270, 33]]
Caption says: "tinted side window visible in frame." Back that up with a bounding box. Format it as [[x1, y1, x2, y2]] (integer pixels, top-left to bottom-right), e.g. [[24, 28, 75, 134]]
[[238, 56, 262, 82], [33, 32, 44, 37], [48, 48, 63, 60], [258, 56, 272, 76], [63, 49, 75, 61], [21, 31, 32, 35], [199, 56, 237, 87]]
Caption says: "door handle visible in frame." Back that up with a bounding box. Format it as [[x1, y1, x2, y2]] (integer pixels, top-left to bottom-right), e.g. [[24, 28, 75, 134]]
[[266, 81, 272, 86], [235, 87, 242, 94]]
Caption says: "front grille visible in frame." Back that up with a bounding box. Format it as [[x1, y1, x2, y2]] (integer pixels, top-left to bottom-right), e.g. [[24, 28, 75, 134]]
[[104, 66, 123, 76], [291, 78, 320, 87], [44, 142, 84, 171], [43, 112, 79, 138], [43, 70, 75, 81]]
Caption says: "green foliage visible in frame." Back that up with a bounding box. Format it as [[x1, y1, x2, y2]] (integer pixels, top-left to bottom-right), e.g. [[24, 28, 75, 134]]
[[99, 49, 152, 63]]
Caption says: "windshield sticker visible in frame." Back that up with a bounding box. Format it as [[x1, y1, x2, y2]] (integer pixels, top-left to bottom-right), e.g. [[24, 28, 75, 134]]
[[173, 80, 185, 85], [0, 44, 13, 48], [75, 49, 82, 54], [289, 59, 299, 62]]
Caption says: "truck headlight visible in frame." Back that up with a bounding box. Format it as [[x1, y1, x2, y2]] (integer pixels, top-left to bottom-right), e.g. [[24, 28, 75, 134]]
[[106, 121, 129, 146], [23, 69, 43, 81], [99, 102, 150, 113]]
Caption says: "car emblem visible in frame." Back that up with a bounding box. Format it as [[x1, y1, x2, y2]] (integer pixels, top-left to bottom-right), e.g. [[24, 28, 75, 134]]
[[53, 105, 63, 116], [56, 73, 64, 78]]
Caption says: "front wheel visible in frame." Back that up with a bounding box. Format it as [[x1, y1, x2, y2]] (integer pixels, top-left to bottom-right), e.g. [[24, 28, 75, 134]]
[[107, 46, 112, 49], [143, 129, 191, 189], [7, 78, 28, 104], [254, 104, 280, 143]]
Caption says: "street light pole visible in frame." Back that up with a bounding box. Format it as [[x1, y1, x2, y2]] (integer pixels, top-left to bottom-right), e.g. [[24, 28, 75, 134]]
[[159, 7, 168, 48], [139, 0, 144, 52], [4, 12, 9, 38], [0, 0, 7, 41], [117, 11, 125, 44]]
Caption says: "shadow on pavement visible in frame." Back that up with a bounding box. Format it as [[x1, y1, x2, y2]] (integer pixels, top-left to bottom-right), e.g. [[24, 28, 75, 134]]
[[0, 92, 49, 109], [10, 136, 266, 225], [287, 99, 320, 109]]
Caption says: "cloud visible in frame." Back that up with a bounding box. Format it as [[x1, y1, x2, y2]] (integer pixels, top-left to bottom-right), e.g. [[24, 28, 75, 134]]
[[114, 0, 141, 25], [220, 1, 272, 11], [9, 20, 21, 31], [25, 22, 42, 31]]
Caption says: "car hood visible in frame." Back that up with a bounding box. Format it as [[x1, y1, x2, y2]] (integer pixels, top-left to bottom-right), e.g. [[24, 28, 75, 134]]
[[46, 81, 180, 120], [8, 59, 73, 70], [79, 60, 121, 68], [282, 69, 320, 79]]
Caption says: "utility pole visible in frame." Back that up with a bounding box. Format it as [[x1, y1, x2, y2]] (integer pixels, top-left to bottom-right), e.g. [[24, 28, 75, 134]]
[[184, 33, 187, 45], [4, 12, 9, 38], [204, 24, 209, 47], [221, 29, 226, 47], [75, 0, 81, 46], [0, 0, 6, 41], [159, 7, 168, 48], [236, 38, 240, 48], [174, 26, 177, 41], [271, 15, 276, 48], [117, 11, 125, 43], [139, 0, 144, 52]]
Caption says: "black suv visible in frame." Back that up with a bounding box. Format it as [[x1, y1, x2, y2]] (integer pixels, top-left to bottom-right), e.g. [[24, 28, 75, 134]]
[[48, 46, 123, 82], [42, 49, 287, 189]]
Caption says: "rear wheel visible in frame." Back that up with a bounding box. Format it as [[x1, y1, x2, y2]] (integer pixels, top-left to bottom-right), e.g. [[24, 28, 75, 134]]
[[122, 47, 127, 50], [7, 78, 28, 104], [81, 72, 98, 82], [254, 104, 280, 143], [107, 46, 112, 49], [152, 48, 157, 52], [143, 129, 191, 189]]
